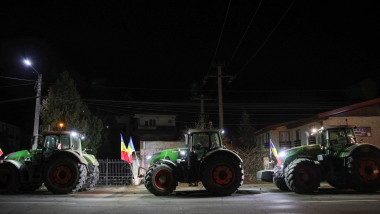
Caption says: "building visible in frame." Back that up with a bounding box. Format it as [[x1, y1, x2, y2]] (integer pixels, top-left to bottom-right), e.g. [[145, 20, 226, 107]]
[[254, 98, 380, 153], [0, 121, 22, 155], [133, 114, 179, 141]]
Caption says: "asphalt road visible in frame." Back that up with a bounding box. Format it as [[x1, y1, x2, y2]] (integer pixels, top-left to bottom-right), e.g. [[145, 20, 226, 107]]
[[0, 183, 380, 214]]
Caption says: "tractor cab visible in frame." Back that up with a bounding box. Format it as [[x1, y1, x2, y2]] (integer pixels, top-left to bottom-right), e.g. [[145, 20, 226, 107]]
[[186, 129, 223, 161], [315, 126, 356, 155], [41, 131, 83, 159]]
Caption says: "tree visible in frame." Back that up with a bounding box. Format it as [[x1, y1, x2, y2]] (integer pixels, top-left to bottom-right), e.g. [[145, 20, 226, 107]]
[[237, 110, 256, 147], [40, 71, 103, 154]]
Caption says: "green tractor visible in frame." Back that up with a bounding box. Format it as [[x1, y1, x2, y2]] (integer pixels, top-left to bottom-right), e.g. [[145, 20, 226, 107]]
[[144, 129, 244, 196], [257, 126, 380, 193], [0, 131, 99, 194]]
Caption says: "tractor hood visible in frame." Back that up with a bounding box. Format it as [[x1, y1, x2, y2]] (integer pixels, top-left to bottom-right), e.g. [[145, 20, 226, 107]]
[[149, 148, 188, 164], [279, 144, 323, 166], [4, 150, 32, 162]]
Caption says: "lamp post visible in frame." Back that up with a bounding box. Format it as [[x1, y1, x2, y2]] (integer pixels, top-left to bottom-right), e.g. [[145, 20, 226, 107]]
[[23, 59, 42, 150]]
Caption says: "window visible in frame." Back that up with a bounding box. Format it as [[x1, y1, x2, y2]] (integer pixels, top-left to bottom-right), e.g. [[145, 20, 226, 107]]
[[149, 119, 156, 126], [279, 131, 289, 141], [45, 135, 59, 149], [71, 135, 82, 152], [61, 135, 70, 150]]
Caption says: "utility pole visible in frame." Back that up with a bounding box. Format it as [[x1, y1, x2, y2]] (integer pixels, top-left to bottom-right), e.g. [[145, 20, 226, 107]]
[[23, 59, 42, 150], [192, 94, 214, 129], [33, 73, 42, 149], [217, 65, 224, 130], [203, 62, 234, 130]]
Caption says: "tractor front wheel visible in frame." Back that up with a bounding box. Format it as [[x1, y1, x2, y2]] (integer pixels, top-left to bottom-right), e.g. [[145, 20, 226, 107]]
[[144, 162, 178, 196], [201, 154, 244, 195], [273, 166, 290, 191], [285, 158, 320, 194], [0, 163, 20, 194], [81, 165, 99, 191], [44, 156, 86, 194]]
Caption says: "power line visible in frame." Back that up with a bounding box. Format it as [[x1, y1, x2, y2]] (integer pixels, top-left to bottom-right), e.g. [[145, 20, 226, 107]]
[[227, 0, 263, 66], [235, 0, 296, 78], [205, 0, 232, 77], [0, 75, 35, 82], [0, 83, 35, 88]]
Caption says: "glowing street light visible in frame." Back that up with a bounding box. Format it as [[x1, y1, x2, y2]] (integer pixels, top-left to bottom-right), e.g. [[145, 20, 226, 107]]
[[23, 58, 42, 150]]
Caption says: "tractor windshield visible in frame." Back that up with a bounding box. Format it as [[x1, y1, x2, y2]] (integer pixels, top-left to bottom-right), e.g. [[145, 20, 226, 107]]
[[328, 128, 356, 151], [192, 132, 221, 149]]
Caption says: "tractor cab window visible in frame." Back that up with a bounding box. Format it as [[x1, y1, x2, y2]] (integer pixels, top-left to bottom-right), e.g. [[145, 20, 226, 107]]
[[328, 129, 348, 151], [71, 135, 82, 153], [193, 133, 210, 149], [60, 135, 70, 150], [192, 132, 221, 150], [45, 135, 59, 150], [210, 132, 221, 148], [346, 128, 356, 144]]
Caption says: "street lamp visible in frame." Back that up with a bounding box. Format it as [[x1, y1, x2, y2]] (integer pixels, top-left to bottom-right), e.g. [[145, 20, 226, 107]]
[[23, 58, 42, 150]]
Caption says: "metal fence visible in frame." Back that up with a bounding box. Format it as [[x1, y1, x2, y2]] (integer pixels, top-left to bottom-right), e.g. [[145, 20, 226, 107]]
[[98, 159, 133, 185]]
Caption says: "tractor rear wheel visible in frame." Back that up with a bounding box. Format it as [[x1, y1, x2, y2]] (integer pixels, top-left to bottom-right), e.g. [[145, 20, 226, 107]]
[[144, 162, 178, 196], [0, 163, 20, 194], [201, 153, 244, 195], [285, 158, 320, 194], [347, 152, 380, 192], [273, 166, 290, 191], [44, 156, 87, 194]]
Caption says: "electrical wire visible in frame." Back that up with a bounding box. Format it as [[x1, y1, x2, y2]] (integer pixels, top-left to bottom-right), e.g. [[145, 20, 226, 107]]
[[227, 0, 263, 67], [0, 75, 36, 82], [205, 0, 232, 77], [234, 0, 296, 79]]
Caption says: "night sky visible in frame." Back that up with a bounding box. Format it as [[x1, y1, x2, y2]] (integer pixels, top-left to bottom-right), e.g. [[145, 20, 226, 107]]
[[1, 1, 380, 138]]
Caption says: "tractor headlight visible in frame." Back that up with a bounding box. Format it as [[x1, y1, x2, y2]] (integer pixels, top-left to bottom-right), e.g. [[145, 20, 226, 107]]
[[278, 151, 287, 158], [180, 150, 186, 156], [146, 155, 152, 160]]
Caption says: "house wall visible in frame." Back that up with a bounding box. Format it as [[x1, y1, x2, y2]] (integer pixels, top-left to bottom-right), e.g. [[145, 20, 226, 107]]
[[0, 121, 22, 154]]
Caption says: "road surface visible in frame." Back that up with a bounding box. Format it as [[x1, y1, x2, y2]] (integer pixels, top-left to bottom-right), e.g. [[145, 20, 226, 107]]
[[0, 183, 379, 214]]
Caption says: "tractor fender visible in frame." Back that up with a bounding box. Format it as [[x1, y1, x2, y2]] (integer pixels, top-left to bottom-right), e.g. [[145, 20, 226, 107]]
[[82, 153, 99, 166], [201, 149, 243, 165], [2, 159, 29, 184], [160, 159, 183, 181], [341, 143, 380, 157], [46, 150, 88, 165], [284, 155, 317, 167]]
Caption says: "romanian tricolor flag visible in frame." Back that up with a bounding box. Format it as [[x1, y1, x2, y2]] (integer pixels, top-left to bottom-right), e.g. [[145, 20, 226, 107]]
[[121, 134, 135, 164], [0, 148, 3, 157], [270, 140, 282, 166]]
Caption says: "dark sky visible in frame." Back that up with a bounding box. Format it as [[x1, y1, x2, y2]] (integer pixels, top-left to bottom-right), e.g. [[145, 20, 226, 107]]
[[1, 1, 380, 134]]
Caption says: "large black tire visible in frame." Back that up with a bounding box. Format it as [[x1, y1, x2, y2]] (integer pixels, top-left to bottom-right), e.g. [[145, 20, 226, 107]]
[[273, 166, 290, 191], [201, 153, 244, 195], [144, 162, 178, 196], [0, 163, 21, 194], [347, 152, 380, 193], [81, 165, 99, 191], [44, 156, 87, 194], [285, 158, 320, 194]]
